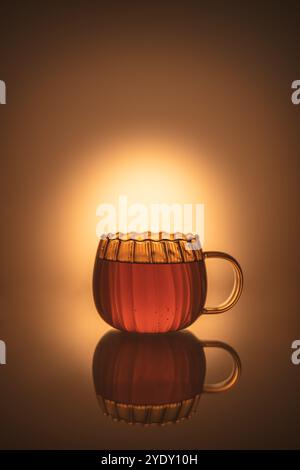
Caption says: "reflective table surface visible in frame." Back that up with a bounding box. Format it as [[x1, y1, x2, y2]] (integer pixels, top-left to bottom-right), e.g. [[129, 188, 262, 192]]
[[1, 284, 299, 449]]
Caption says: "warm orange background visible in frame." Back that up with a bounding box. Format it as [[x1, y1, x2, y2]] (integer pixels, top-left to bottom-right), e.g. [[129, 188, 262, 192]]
[[0, 1, 300, 449]]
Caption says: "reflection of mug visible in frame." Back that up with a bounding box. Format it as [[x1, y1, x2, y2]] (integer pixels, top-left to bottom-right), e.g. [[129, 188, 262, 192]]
[[93, 330, 241, 426], [93, 233, 243, 333]]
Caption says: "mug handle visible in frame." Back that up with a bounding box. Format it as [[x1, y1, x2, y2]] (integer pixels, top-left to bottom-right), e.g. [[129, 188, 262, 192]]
[[202, 251, 243, 314], [202, 341, 242, 393]]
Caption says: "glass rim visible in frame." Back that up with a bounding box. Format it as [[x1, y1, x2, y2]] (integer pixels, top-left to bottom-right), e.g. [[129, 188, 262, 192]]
[[96, 232, 202, 264], [99, 231, 200, 243]]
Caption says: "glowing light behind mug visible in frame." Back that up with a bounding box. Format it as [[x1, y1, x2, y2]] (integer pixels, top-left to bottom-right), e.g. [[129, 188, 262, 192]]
[[41, 134, 235, 292]]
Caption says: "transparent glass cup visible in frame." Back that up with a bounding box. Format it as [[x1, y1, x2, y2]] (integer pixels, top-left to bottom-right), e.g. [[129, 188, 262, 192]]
[[93, 233, 243, 333]]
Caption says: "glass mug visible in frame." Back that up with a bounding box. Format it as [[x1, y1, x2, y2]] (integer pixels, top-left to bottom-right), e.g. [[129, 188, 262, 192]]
[[93, 330, 241, 426], [93, 232, 243, 333]]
